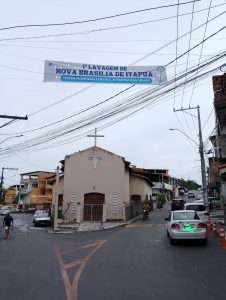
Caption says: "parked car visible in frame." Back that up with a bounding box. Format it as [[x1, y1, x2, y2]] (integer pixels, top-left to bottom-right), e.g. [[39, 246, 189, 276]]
[[184, 203, 209, 223], [0, 206, 11, 215], [11, 207, 21, 213], [171, 199, 185, 211], [208, 197, 221, 208], [196, 194, 203, 200], [165, 210, 207, 245], [33, 211, 51, 227], [188, 192, 195, 198], [194, 198, 214, 210], [26, 207, 36, 214], [33, 210, 48, 223], [179, 188, 185, 196]]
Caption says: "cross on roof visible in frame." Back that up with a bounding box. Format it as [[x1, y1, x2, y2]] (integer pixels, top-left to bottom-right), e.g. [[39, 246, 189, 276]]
[[87, 128, 104, 147]]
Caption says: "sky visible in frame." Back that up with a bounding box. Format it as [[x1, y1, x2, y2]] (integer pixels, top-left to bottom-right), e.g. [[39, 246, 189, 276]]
[[0, 0, 226, 187]]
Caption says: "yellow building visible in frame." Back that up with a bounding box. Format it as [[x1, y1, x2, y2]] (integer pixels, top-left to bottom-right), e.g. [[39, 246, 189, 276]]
[[4, 189, 17, 205]]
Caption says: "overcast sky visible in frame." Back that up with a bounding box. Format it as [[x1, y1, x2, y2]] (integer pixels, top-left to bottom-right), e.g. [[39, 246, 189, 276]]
[[0, 0, 226, 187]]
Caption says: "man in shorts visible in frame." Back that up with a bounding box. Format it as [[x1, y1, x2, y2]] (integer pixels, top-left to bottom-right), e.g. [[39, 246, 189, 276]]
[[3, 212, 14, 240]]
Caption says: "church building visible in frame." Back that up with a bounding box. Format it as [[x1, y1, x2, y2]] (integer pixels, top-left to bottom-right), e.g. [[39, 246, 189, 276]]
[[53, 144, 154, 225]]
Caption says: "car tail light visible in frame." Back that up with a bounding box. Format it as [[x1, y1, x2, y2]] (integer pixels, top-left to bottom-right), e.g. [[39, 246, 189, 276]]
[[171, 223, 180, 229], [198, 223, 206, 228]]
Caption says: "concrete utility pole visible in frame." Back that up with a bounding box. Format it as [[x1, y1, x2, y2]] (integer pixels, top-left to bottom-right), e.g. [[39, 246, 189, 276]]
[[0, 115, 28, 120], [53, 166, 60, 231], [0, 167, 18, 200], [174, 106, 208, 208]]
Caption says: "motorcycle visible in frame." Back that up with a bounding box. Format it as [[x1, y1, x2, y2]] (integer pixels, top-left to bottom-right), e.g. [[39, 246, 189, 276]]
[[143, 209, 149, 221]]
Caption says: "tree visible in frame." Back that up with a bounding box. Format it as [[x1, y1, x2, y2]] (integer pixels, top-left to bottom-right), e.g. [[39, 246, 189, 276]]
[[157, 192, 166, 208], [179, 178, 201, 191]]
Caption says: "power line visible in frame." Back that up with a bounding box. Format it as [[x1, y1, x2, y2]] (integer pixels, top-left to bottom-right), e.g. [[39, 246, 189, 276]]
[[202, 107, 214, 131], [2, 11, 223, 133], [0, 2, 223, 43], [181, 0, 197, 142], [0, 1, 201, 31], [189, 0, 213, 106], [1, 54, 225, 156]]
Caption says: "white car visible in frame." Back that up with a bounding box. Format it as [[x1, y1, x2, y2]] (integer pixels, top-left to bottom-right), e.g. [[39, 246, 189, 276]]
[[184, 203, 209, 223], [33, 210, 47, 223], [165, 210, 207, 245], [0, 206, 11, 215], [34, 211, 51, 227]]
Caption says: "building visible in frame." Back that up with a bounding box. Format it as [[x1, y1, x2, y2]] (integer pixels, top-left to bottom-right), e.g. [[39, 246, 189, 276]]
[[4, 186, 18, 205], [19, 171, 56, 210], [210, 73, 226, 207], [130, 167, 179, 207], [52, 146, 154, 225]]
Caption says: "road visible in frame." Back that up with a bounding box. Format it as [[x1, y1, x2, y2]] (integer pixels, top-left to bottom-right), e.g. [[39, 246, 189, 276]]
[[0, 208, 226, 300]]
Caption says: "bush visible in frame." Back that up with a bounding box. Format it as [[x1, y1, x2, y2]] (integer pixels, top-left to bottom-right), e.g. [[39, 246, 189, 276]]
[[157, 192, 166, 207]]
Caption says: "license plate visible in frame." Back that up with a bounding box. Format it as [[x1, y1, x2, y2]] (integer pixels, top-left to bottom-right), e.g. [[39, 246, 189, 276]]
[[183, 223, 194, 232]]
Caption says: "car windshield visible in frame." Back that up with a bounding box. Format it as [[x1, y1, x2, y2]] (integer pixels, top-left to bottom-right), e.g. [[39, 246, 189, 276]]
[[173, 211, 200, 220], [186, 205, 206, 211], [36, 212, 49, 217]]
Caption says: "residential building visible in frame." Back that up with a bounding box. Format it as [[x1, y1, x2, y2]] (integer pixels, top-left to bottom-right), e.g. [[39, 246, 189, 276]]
[[4, 186, 18, 205], [210, 73, 226, 207], [130, 167, 179, 207], [19, 171, 56, 210]]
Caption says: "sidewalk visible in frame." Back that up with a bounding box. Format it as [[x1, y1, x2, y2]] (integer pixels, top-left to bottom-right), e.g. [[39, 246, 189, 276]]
[[210, 207, 225, 225], [49, 202, 171, 234]]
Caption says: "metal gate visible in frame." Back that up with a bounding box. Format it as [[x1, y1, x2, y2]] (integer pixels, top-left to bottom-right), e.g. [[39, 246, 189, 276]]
[[84, 193, 105, 221], [84, 204, 103, 221]]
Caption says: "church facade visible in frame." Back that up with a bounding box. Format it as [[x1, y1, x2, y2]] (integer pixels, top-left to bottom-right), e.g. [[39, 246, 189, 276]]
[[53, 146, 153, 224]]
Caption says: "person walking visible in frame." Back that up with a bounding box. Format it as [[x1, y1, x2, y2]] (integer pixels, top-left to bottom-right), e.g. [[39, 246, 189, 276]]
[[3, 212, 14, 240]]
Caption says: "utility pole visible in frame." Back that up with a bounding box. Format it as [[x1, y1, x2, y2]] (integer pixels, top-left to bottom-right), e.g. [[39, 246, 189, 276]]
[[0, 167, 18, 200], [53, 166, 60, 231], [0, 115, 28, 120], [0, 114, 28, 129], [174, 106, 208, 208]]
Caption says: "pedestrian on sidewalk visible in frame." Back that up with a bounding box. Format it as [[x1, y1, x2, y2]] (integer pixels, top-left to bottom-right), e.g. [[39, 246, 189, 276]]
[[3, 212, 14, 240]]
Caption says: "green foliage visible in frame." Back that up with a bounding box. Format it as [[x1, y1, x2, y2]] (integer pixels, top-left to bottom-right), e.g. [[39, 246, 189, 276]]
[[157, 192, 166, 206], [13, 194, 19, 204], [179, 178, 201, 191]]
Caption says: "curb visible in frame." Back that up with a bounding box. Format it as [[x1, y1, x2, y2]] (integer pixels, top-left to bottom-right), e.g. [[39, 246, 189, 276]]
[[48, 204, 171, 233], [48, 229, 76, 234]]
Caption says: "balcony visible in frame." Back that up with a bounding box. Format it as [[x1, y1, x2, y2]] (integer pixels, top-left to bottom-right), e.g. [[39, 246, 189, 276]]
[[31, 195, 52, 204]]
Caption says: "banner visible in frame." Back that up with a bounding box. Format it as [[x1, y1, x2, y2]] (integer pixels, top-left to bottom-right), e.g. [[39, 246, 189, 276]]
[[44, 60, 167, 85]]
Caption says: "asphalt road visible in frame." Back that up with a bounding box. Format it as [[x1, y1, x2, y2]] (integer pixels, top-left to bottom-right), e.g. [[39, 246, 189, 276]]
[[0, 209, 226, 300]]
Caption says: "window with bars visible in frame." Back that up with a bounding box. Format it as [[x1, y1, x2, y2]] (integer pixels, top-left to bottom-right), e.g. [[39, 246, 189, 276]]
[[112, 193, 118, 214]]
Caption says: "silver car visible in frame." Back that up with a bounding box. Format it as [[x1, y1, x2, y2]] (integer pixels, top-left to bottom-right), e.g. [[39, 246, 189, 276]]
[[165, 210, 207, 245], [184, 203, 209, 224]]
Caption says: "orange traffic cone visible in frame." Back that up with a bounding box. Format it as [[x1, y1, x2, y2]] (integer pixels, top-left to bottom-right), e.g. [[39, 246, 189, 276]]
[[207, 218, 212, 232], [212, 224, 217, 237], [223, 232, 226, 249], [219, 228, 225, 244]]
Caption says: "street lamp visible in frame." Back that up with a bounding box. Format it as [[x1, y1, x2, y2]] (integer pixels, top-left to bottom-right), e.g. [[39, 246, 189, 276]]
[[0, 134, 23, 145], [169, 127, 208, 208]]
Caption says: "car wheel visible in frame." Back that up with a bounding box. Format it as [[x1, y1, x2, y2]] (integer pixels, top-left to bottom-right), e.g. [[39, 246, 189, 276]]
[[170, 237, 176, 245], [167, 231, 170, 237]]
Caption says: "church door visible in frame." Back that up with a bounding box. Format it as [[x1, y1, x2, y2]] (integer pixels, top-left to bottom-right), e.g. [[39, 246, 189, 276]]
[[84, 193, 105, 221]]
